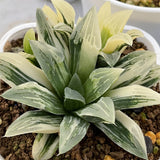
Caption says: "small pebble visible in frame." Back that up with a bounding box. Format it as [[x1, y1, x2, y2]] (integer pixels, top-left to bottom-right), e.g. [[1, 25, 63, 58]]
[[0, 118, 2, 125], [156, 132, 160, 139], [156, 139, 160, 146], [104, 155, 115, 160], [144, 136, 153, 153], [145, 131, 156, 144], [153, 146, 159, 154]]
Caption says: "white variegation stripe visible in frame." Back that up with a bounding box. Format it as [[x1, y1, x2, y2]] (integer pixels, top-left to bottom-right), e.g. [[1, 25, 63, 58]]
[[59, 116, 89, 155], [107, 85, 160, 110], [32, 133, 59, 160], [140, 65, 160, 87], [112, 51, 156, 88], [2, 82, 65, 115], [84, 68, 124, 104], [5, 110, 62, 137], [75, 97, 115, 124], [30, 41, 71, 98], [0, 53, 52, 89], [95, 111, 148, 159], [70, 8, 101, 82], [116, 111, 147, 155]]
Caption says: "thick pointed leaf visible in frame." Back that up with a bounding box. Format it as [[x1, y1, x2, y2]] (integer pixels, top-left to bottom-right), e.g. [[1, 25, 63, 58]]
[[75, 97, 115, 123], [127, 29, 144, 40], [54, 23, 72, 48], [23, 28, 35, 54], [140, 65, 160, 87], [101, 10, 132, 48], [51, 0, 75, 27], [30, 41, 70, 98], [103, 10, 132, 35], [36, 8, 70, 67], [107, 85, 160, 110], [112, 51, 156, 89], [32, 133, 59, 160], [0, 53, 51, 89], [59, 115, 89, 154], [68, 73, 84, 96], [2, 82, 65, 115], [96, 111, 148, 160], [98, 2, 111, 30], [18, 52, 40, 67], [5, 110, 62, 137], [100, 51, 121, 67], [70, 7, 101, 82], [54, 23, 72, 35], [36, 9, 56, 46], [84, 68, 124, 104], [64, 87, 85, 111], [102, 33, 133, 54], [42, 5, 58, 26]]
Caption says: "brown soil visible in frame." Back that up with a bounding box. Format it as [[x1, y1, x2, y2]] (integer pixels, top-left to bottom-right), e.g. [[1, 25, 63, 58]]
[[0, 39, 160, 160]]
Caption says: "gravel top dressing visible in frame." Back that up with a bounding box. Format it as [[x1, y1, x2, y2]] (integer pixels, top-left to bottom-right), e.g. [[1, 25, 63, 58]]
[[118, 0, 160, 7]]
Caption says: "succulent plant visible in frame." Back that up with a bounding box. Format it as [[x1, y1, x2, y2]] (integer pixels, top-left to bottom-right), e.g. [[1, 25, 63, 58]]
[[1, 0, 160, 160]]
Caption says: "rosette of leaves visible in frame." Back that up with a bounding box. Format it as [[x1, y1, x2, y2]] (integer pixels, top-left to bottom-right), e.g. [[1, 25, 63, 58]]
[[0, 1, 160, 160]]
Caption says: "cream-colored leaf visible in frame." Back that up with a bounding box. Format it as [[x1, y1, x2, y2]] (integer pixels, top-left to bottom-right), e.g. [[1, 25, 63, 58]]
[[0, 53, 52, 89], [51, 0, 75, 27], [127, 29, 144, 40], [42, 5, 58, 26], [98, 2, 111, 30], [103, 10, 133, 35], [102, 33, 133, 54]]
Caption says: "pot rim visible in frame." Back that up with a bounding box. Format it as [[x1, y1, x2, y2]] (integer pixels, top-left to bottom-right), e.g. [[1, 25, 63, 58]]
[[0, 22, 36, 52], [108, 0, 160, 12]]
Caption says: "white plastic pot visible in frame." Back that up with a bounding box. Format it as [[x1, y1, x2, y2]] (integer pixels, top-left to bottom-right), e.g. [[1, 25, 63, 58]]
[[0, 23, 160, 160], [82, 0, 160, 44]]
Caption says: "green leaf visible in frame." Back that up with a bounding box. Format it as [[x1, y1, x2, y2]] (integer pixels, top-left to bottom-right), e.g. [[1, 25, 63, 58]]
[[59, 115, 89, 155], [84, 68, 124, 104], [30, 41, 71, 98], [100, 51, 121, 67], [5, 110, 62, 137], [102, 33, 133, 54], [0, 53, 52, 89], [112, 51, 156, 89], [75, 97, 115, 123], [54, 23, 72, 47], [2, 82, 65, 115], [96, 111, 148, 160], [70, 7, 101, 82], [36, 9, 70, 67], [23, 28, 35, 54], [51, 0, 75, 28], [140, 65, 160, 87], [64, 87, 85, 111], [36, 8, 56, 46], [106, 85, 160, 110], [54, 23, 72, 34], [68, 73, 84, 96], [32, 133, 59, 160]]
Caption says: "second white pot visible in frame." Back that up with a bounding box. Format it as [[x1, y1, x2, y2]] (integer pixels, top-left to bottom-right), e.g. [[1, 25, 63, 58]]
[[82, 0, 160, 44]]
